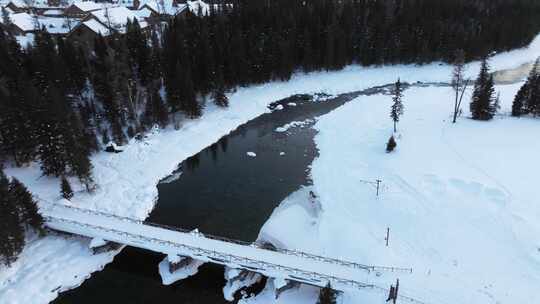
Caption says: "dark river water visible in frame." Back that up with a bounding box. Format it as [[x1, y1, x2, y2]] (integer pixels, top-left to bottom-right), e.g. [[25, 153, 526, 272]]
[[52, 90, 373, 304]]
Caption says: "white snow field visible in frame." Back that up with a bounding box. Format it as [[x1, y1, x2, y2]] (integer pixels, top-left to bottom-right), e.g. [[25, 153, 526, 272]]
[[1, 33, 540, 303], [249, 83, 540, 304]]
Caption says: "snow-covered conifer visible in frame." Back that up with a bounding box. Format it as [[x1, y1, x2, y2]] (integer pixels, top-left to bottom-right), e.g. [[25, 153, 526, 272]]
[[390, 79, 404, 132], [470, 58, 497, 120], [386, 135, 397, 153], [61, 176, 74, 200]]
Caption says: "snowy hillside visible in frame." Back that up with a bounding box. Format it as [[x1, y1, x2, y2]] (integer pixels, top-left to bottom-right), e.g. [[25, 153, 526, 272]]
[[251, 83, 540, 304]]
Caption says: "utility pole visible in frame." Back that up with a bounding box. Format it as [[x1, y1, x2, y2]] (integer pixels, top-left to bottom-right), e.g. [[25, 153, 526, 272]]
[[376, 179, 382, 197], [394, 279, 399, 304], [386, 278, 399, 304], [385, 227, 390, 247]]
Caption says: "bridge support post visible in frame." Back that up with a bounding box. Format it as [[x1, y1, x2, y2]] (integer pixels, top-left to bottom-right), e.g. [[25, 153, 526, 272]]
[[158, 254, 204, 285], [223, 267, 266, 301], [89, 238, 122, 255], [273, 278, 300, 299]]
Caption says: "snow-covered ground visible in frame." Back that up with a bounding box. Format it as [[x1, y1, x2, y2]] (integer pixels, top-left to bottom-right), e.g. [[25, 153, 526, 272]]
[[250, 82, 540, 304], [158, 255, 205, 285], [0, 234, 120, 304], [2, 33, 540, 303]]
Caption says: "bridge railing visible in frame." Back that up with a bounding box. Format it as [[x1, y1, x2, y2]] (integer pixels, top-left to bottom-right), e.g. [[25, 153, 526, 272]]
[[47, 216, 428, 304], [46, 216, 377, 291], [44, 203, 413, 274]]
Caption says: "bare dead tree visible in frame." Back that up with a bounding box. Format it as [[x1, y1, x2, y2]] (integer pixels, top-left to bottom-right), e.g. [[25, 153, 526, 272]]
[[63, 14, 73, 32], [451, 49, 470, 123], [103, 6, 113, 36]]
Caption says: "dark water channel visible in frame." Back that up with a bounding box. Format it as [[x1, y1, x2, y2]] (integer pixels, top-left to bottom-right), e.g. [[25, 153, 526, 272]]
[[52, 86, 390, 304]]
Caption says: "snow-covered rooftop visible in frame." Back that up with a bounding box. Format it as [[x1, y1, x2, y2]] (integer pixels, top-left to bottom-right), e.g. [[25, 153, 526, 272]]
[[138, 0, 186, 16], [70, 1, 112, 12], [5, 12, 35, 32], [85, 6, 148, 34], [7, 0, 56, 9], [39, 16, 80, 34], [137, 0, 212, 16], [90, 6, 138, 25], [2, 13, 81, 34], [42, 9, 64, 16], [134, 6, 152, 19], [80, 18, 110, 35]]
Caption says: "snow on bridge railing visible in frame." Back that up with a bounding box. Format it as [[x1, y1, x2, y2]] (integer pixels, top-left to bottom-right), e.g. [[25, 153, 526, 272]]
[[46, 216, 377, 291], [47, 216, 429, 304], [44, 203, 413, 274]]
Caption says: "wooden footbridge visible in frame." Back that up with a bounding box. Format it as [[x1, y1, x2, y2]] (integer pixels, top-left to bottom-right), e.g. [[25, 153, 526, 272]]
[[42, 203, 423, 302]]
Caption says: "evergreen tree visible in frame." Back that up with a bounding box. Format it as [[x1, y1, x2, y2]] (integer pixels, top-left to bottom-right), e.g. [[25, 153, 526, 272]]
[[102, 131, 110, 146], [317, 283, 337, 304], [386, 135, 397, 153], [0, 42, 37, 166], [0, 169, 24, 266], [143, 84, 169, 128], [61, 175, 74, 200], [212, 70, 229, 107], [165, 62, 182, 112], [530, 76, 540, 116], [147, 29, 162, 83], [69, 147, 94, 192], [470, 58, 496, 120], [57, 38, 88, 96], [92, 34, 126, 145], [212, 86, 228, 107], [181, 68, 202, 118], [512, 81, 529, 117], [155, 89, 169, 128], [511, 59, 540, 117], [126, 18, 151, 85], [9, 178, 43, 231], [525, 60, 540, 116], [37, 105, 68, 176], [390, 78, 404, 132]]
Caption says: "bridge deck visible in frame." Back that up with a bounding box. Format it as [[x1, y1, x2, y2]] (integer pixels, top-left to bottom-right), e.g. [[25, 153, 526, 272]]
[[42, 204, 408, 294]]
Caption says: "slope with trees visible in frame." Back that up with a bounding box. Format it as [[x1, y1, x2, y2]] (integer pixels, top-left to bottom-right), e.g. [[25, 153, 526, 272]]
[[2, 0, 540, 192]]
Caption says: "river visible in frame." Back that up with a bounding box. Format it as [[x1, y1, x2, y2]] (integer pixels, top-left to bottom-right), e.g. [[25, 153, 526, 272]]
[[52, 91, 360, 304]]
